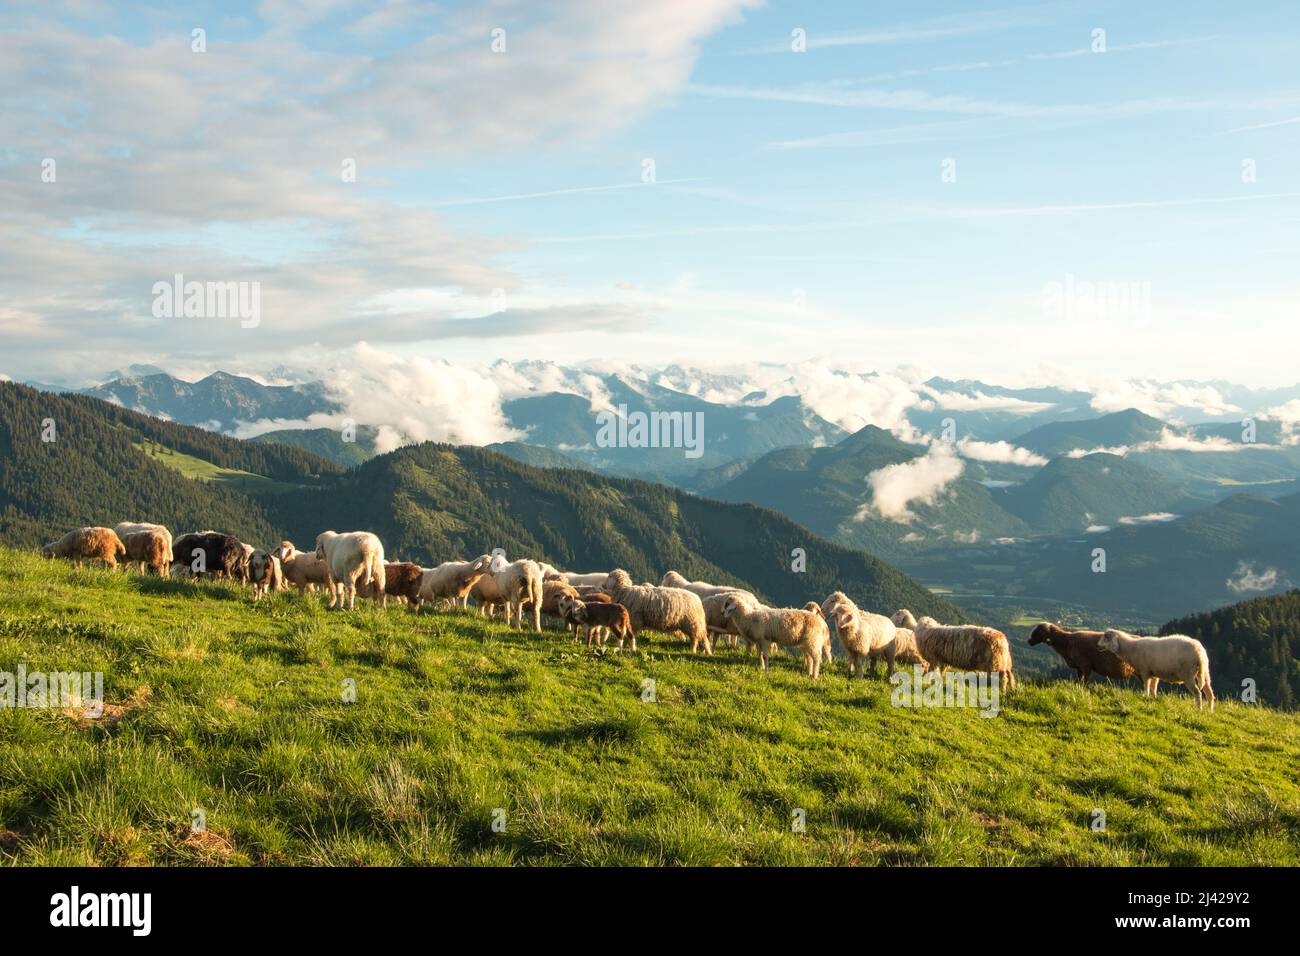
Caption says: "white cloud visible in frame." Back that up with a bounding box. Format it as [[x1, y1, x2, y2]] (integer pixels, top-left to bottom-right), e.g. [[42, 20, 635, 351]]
[[1117, 512, 1179, 525], [1226, 561, 1282, 594], [955, 438, 1048, 467], [857, 443, 965, 523]]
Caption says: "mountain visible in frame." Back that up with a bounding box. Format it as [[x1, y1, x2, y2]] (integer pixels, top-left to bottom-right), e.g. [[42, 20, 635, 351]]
[[250, 425, 381, 467], [81, 371, 337, 429], [1163, 590, 1300, 709], [262, 441, 964, 617], [1013, 408, 1170, 457], [0, 382, 959, 621], [910, 491, 1300, 624], [907, 377, 1099, 442], [0, 382, 340, 546], [501, 374, 845, 483], [486, 441, 597, 472], [999, 452, 1195, 533], [710, 425, 1030, 559]]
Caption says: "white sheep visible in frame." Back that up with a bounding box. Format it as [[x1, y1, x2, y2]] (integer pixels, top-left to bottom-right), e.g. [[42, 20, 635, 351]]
[[1098, 629, 1215, 710], [473, 559, 544, 632], [560, 571, 610, 588], [274, 540, 331, 595], [891, 609, 1015, 691], [823, 592, 899, 677], [418, 555, 493, 609], [315, 530, 386, 610], [721, 595, 829, 678], [600, 570, 710, 653]]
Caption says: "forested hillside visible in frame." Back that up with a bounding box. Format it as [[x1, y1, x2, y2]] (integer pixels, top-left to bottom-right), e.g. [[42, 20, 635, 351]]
[[0, 383, 959, 621], [1163, 590, 1300, 709], [265, 442, 964, 617]]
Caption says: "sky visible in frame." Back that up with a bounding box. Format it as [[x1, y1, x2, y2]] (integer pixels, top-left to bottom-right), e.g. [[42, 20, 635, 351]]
[[3, 0, 1300, 389]]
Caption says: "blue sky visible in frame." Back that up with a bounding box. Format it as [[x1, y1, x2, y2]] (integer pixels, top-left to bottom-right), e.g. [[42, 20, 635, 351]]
[[3, 0, 1299, 388]]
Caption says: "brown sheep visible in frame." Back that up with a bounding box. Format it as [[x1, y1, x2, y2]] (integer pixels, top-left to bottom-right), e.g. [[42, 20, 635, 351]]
[[375, 561, 426, 611], [1029, 622, 1137, 683], [40, 527, 126, 570], [121, 529, 170, 576]]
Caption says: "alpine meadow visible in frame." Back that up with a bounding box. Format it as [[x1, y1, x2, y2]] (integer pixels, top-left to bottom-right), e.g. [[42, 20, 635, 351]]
[[4, 1, 1300, 930]]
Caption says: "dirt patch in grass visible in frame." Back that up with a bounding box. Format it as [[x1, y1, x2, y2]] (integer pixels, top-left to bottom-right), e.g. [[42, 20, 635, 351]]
[[64, 685, 152, 729]]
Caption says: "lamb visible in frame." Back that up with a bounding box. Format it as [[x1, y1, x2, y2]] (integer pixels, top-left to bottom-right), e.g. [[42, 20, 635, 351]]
[[1028, 622, 1137, 684], [417, 555, 492, 609], [721, 595, 829, 678], [558, 594, 636, 650], [40, 527, 126, 570], [315, 530, 386, 610], [1098, 629, 1215, 710], [273, 541, 331, 595], [891, 610, 1016, 691], [121, 528, 170, 576], [472, 559, 544, 632], [376, 561, 426, 611], [600, 569, 711, 653], [248, 549, 285, 600], [172, 531, 249, 582], [114, 522, 173, 572]]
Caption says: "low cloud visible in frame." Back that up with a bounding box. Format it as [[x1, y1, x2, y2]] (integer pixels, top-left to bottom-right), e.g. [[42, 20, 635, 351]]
[[1117, 512, 1179, 525], [955, 437, 1048, 466], [857, 443, 965, 523], [1226, 561, 1282, 594]]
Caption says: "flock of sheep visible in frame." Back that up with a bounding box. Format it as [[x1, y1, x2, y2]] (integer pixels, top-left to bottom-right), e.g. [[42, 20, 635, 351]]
[[37, 522, 1217, 709]]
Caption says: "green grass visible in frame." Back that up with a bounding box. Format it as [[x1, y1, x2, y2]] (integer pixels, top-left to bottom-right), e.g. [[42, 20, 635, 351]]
[[132, 440, 280, 492], [1, 546, 1298, 866]]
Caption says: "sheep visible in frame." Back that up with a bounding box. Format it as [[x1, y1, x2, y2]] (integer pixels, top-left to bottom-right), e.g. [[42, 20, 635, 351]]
[[522, 579, 580, 631], [315, 530, 386, 611], [121, 528, 170, 576], [40, 527, 126, 570], [171, 531, 249, 582], [891, 610, 1015, 691], [600, 569, 710, 653], [1028, 623, 1137, 684], [890, 628, 930, 671], [824, 596, 905, 678], [248, 549, 285, 600], [721, 595, 829, 678], [700, 588, 761, 649], [659, 570, 745, 599], [472, 559, 544, 632], [417, 555, 492, 609], [114, 522, 173, 571], [1098, 629, 1215, 710], [558, 594, 636, 650], [273, 540, 331, 595], [375, 561, 426, 611], [803, 601, 834, 665], [561, 571, 610, 588]]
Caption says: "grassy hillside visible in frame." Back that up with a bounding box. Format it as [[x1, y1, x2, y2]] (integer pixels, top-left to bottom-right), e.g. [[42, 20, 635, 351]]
[[249, 426, 379, 468], [1, 550, 1297, 866]]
